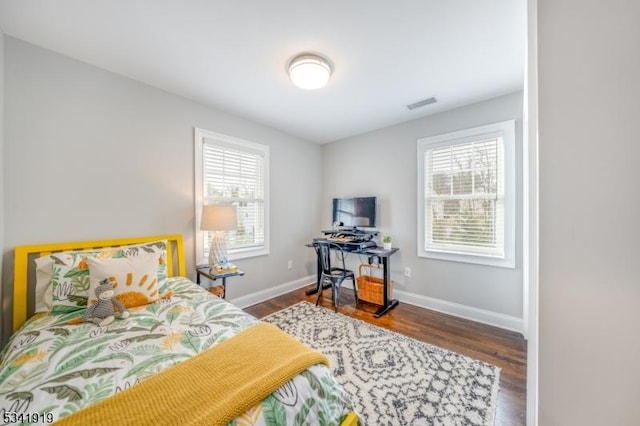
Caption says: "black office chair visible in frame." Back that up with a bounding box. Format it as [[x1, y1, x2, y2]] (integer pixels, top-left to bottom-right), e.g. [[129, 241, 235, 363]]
[[312, 240, 357, 311]]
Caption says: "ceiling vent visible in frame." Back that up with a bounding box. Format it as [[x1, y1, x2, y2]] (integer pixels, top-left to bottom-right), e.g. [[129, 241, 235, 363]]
[[406, 97, 437, 110]]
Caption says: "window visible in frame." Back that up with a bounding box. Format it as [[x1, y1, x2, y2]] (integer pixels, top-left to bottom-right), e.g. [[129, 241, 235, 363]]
[[417, 120, 515, 268], [195, 128, 269, 264]]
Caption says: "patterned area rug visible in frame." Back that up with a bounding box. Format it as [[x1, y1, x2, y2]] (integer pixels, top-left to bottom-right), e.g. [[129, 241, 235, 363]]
[[262, 301, 500, 425]]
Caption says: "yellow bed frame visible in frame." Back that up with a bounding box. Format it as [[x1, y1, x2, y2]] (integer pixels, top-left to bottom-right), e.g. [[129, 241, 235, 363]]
[[12, 234, 185, 332], [11, 233, 360, 425]]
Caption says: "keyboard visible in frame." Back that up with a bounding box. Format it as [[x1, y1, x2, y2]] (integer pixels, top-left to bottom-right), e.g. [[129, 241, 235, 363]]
[[348, 240, 377, 250], [327, 236, 354, 243], [329, 239, 376, 250], [320, 231, 377, 251]]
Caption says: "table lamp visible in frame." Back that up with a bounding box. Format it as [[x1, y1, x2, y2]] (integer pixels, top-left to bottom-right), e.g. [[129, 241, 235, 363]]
[[200, 204, 238, 269]]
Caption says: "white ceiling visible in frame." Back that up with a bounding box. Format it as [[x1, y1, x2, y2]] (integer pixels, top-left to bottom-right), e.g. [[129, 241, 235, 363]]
[[0, 0, 526, 144]]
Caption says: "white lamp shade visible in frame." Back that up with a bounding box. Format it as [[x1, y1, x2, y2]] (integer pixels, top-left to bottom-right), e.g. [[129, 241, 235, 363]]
[[200, 205, 238, 231], [288, 54, 332, 90]]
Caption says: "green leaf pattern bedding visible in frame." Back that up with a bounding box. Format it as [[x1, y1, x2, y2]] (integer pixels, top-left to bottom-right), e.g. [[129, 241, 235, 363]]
[[0, 278, 353, 425]]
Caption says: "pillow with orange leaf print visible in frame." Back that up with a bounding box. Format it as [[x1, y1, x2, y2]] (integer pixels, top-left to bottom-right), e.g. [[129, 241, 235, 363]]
[[86, 252, 161, 309]]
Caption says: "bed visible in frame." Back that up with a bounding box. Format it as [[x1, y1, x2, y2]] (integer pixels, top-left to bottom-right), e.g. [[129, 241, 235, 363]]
[[1, 235, 358, 425]]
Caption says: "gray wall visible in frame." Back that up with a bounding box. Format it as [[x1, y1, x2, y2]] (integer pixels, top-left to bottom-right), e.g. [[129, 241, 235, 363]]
[[2, 38, 321, 342], [322, 92, 523, 318], [0, 30, 5, 337], [538, 0, 640, 424]]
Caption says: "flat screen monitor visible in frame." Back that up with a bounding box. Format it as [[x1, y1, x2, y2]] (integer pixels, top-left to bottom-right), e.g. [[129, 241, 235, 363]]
[[332, 196, 377, 228]]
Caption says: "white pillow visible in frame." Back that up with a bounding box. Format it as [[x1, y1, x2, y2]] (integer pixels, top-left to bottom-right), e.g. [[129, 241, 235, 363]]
[[34, 255, 54, 313], [87, 252, 161, 308]]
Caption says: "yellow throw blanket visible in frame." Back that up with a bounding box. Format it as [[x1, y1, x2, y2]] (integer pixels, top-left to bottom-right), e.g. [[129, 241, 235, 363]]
[[57, 323, 329, 426]]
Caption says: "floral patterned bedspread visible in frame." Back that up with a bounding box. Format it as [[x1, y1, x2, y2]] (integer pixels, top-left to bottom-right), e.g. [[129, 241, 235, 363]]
[[0, 278, 353, 425]]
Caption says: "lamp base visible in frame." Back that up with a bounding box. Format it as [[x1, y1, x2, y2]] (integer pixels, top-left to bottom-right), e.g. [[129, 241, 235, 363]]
[[208, 231, 229, 268]]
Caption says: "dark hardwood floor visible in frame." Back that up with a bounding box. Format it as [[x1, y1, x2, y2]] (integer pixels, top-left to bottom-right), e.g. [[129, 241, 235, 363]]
[[244, 285, 527, 426]]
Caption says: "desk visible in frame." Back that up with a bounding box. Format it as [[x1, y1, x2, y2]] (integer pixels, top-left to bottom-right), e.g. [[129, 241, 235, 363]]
[[306, 242, 399, 318]]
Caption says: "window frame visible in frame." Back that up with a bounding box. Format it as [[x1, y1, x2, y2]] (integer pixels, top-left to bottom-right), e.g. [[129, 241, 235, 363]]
[[194, 128, 270, 266], [417, 120, 516, 268]]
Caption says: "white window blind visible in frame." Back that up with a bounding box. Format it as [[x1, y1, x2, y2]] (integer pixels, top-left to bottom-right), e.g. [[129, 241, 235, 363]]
[[417, 120, 515, 268], [425, 138, 504, 256], [203, 142, 265, 252], [195, 128, 270, 263]]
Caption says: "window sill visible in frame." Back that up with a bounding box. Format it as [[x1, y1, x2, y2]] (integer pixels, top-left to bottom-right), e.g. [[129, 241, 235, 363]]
[[230, 246, 270, 261], [418, 249, 515, 269], [199, 247, 269, 267]]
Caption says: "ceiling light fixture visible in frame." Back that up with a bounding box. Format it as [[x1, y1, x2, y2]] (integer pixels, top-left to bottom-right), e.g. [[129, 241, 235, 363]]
[[288, 54, 332, 90]]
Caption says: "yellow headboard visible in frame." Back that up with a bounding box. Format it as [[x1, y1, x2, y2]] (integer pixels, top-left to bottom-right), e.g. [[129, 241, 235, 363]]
[[13, 234, 185, 332]]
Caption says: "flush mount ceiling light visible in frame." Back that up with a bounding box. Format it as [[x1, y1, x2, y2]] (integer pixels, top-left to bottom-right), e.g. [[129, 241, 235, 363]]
[[288, 54, 332, 90]]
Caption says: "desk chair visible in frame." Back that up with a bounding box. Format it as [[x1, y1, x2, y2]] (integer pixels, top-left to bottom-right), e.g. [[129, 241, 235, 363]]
[[312, 240, 357, 311]]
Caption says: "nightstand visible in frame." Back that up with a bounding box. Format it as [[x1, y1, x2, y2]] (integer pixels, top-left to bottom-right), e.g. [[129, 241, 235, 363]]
[[195, 265, 245, 299]]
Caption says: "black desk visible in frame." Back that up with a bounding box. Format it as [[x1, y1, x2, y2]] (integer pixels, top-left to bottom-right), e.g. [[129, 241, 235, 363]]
[[306, 242, 399, 318]]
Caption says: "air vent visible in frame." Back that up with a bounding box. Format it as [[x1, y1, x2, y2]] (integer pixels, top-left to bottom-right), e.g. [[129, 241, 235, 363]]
[[406, 97, 437, 110]]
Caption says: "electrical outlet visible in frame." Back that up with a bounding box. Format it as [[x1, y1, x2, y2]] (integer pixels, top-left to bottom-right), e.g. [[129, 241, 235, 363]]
[[287, 260, 293, 270], [404, 267, 411, 277]]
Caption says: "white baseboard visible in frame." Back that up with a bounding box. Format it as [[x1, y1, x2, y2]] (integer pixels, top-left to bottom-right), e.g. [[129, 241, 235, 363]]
[[229, 275, 313, 309], [318, 281, 523, 334], [232, 277, 523, 334], [394, 289, 524, 334]]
